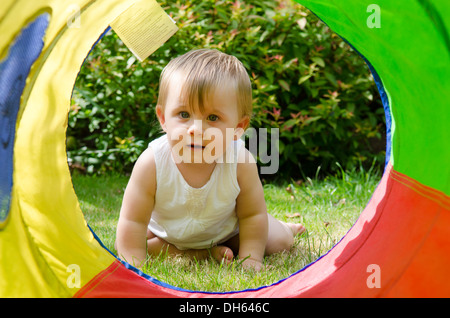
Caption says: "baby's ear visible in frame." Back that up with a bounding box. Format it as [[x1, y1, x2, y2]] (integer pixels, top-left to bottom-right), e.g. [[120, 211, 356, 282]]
[[234, 116, 250, 140], [155, 105, 166, 131]]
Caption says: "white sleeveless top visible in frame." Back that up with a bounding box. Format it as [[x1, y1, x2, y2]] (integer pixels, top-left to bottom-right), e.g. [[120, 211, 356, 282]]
[[147, 135, 243, 250]]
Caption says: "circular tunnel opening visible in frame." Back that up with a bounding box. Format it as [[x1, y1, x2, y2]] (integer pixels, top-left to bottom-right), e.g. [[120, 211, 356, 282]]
[[68, 0, 385, 292]]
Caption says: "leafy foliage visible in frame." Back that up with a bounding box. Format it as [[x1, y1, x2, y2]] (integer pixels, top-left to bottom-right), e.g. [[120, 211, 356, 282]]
[[69, 0, 385, 178]]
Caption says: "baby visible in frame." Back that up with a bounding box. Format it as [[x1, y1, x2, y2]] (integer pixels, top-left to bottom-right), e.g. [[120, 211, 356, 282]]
[[115, 49, 305, 271]]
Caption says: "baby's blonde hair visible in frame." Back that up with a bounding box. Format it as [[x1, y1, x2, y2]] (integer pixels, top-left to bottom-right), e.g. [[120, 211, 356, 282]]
[[157, 49, 252, 118]]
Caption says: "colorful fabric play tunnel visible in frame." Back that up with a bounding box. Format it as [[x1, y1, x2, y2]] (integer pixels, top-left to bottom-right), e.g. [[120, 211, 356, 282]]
[[0, 0, 449, 297]]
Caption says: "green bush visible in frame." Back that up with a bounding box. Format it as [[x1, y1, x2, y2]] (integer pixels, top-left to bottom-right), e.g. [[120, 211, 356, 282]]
[[68, 0, 385, 178]]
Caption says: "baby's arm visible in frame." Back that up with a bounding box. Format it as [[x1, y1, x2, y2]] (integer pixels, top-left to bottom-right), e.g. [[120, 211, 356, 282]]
[[236, 148, 268, 271], [116, 148, 156, 268]]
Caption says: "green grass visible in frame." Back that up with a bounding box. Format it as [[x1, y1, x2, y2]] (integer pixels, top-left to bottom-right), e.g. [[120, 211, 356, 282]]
[[71, 164, 380, 292]]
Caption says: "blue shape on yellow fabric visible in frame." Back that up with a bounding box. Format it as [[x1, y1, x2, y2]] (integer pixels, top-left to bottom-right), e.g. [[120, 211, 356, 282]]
[[0, 13, 49, 227]]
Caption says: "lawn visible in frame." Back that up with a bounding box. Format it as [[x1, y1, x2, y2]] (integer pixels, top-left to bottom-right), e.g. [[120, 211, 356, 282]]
[[71, 164, 380, 292]]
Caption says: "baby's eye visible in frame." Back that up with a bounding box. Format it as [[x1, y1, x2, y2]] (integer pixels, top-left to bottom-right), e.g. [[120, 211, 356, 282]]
[[179, 111, 190, 119], [207, 114, 219, 122]]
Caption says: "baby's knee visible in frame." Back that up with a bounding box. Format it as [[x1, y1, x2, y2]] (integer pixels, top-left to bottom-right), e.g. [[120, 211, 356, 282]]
[[277, 234, 294, 251], [266, 233, 294, 255]]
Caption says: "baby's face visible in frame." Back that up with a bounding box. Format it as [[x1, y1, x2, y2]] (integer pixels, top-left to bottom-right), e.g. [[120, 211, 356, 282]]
[[157, 74, 248, 164]]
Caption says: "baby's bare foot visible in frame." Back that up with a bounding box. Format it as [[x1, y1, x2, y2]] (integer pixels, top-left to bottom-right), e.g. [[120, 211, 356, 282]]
[[210, 245, 234, 265], [287, 223, 306, 236]]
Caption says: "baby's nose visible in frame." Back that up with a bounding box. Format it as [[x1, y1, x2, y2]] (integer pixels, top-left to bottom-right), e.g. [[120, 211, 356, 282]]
[[187, 119, 204, 135]]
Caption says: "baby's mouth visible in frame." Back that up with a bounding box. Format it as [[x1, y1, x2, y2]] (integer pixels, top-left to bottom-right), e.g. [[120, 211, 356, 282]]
[[189, 144, 205, 150]]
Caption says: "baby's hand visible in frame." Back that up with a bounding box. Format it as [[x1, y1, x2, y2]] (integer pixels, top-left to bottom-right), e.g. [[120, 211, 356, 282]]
[[241, 258, 265, 272]]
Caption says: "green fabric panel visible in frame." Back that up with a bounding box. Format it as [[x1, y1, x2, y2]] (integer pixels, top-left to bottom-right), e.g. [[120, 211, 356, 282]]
[[295, 0, 449, 195]]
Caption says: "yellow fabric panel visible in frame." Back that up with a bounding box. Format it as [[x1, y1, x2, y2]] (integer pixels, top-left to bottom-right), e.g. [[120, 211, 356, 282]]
[[0, 194, 71, 297], [0, 0, 138, 297]]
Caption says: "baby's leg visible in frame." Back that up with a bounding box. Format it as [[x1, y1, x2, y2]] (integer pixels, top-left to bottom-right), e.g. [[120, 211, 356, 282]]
[[265, 214, 305, 255], [146, 229, 234, 264]]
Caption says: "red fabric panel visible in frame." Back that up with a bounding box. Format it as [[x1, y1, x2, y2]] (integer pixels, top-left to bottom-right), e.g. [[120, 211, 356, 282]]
[[384, 170, 450, 297], [74, 260, 184, 298]]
